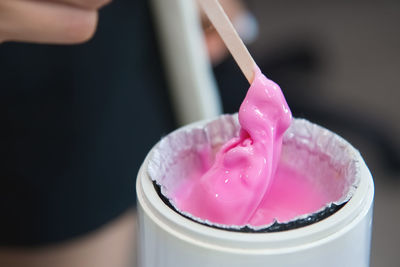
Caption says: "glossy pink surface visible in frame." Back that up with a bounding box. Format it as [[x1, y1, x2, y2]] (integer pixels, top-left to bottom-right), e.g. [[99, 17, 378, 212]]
[[248, 162, 330, 226], [172, 67, 304, 226]]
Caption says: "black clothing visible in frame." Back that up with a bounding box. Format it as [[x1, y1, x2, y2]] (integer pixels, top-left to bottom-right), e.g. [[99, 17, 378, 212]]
[[0, 0, 175, 246]]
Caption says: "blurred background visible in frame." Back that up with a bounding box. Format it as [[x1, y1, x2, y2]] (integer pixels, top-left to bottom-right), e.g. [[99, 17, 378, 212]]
[[214, 1, 399, 266], [0, 0, 398, 266]]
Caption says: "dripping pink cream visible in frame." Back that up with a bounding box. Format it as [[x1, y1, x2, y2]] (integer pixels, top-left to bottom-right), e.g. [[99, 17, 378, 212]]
[[171, 67, 331, 226]]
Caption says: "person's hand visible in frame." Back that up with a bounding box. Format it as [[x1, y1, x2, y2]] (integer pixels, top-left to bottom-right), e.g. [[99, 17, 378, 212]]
[[0, 0, 111, 44]]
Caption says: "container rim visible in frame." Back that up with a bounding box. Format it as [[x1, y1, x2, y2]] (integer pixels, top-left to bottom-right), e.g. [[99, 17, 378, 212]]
[[136, 117, 374, 253]]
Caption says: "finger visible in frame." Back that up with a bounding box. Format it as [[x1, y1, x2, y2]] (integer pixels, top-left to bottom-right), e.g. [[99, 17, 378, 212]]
[[0, 0, 98, 44], [205, 30, 229, 65]]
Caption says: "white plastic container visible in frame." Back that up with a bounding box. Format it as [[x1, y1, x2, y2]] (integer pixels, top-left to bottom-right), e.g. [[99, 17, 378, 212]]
[[136, 117, 374, 267]]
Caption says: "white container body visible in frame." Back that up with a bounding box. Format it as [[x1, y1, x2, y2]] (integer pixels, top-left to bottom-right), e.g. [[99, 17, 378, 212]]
[[136, 119, 374, 267]]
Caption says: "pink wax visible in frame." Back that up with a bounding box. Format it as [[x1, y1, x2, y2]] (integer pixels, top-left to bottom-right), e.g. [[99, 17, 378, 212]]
[[171, 67, 328, 226], [248, 163, 331, 226]]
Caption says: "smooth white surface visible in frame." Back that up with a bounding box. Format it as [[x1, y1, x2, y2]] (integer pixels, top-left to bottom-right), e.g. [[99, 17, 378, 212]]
[[150, 0, 222, 125], [137, 118, 374, 267]]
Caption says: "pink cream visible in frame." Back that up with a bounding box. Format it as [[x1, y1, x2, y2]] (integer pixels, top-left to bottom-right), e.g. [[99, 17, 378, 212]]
[[171, 67, 328, 226]]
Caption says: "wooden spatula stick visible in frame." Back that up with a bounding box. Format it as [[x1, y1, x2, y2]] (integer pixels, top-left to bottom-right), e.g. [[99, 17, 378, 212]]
[[198, 0, 256, 83]]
